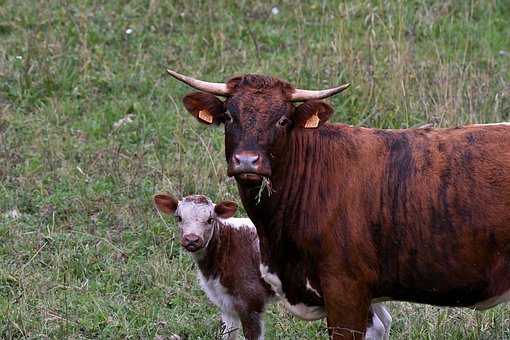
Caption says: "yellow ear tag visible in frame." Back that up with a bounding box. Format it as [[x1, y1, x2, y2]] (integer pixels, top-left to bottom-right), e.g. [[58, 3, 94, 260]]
[[304, 113, 320, 128], [198, 110, 213, 124]]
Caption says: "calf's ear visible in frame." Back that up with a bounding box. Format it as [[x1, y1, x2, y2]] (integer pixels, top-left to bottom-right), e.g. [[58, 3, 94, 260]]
[[214, 201, 237, 219], [154, 194, 179, 215], [293, 100, 334, 129], [182, 92, 226, 125]]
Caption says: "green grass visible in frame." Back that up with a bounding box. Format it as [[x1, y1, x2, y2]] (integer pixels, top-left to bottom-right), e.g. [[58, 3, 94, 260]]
[[1, 0, 509, 338]]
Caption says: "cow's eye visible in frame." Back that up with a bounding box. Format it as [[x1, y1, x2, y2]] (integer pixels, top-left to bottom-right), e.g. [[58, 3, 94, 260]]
[[207, 217, 214, 224], [276, 116, 291, 128], [225, 111, 233, 124], [175, 215, 182, 222]]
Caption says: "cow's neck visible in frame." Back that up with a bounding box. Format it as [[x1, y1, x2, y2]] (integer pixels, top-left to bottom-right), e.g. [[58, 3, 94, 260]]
[[237, 125, 351, 270]]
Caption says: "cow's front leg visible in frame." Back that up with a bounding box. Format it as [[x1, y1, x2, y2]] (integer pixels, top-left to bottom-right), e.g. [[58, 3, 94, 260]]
[[322, 279, 371, 340]]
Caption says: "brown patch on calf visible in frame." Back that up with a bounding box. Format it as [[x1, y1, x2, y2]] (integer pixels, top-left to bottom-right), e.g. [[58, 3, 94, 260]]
[[196, 220, 273, 339], [154, 194, 178, 215], [214, 201, 237, 218], [182, 195, 211, 205]]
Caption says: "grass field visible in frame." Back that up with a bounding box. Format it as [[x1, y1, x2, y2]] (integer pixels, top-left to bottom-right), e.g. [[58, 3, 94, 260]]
[[1, 0, 510, 338]]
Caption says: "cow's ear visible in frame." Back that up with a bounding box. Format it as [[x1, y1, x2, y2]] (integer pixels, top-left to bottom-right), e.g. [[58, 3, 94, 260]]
[[293, 100, 334, 129], [182, 92, 226, 125], [154, 194, 179, 215], [214, 201, 237, 219]]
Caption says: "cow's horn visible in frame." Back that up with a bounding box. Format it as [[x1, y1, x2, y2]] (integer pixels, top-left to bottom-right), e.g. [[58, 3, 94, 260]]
[[167, 69, 230, 96], [290, 83, 351, 102]]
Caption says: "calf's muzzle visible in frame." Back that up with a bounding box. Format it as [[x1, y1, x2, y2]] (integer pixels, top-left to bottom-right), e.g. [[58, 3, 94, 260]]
[[181, 233, 203, 252]]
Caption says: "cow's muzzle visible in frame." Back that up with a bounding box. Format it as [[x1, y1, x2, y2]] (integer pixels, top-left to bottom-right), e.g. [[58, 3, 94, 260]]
[[228, 151, 271, 182]]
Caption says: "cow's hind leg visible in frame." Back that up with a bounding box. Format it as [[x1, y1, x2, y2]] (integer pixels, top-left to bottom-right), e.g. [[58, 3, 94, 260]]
[[373, 303, 391, 339], [365, 303, 391, 340]]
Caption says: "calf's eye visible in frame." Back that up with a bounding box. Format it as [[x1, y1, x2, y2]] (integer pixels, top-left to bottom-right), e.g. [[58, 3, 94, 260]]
[[207, 218, 214, 224], [175, 215, 182, 222]]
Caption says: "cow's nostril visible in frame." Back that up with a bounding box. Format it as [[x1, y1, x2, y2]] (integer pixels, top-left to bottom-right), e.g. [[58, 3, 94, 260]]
[[234, 152, 260, 168]]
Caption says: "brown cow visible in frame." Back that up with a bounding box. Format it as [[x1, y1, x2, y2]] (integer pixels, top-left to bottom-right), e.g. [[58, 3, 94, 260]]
[[167, 70, 510, 339]]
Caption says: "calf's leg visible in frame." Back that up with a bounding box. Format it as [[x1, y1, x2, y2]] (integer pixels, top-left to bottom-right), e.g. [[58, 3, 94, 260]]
[[220, 312, 240, 340], [239, 311, 264, 340]]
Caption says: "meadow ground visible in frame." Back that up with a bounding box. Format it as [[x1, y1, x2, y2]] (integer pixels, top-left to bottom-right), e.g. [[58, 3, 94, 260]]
[[1, 0, 510, 338]]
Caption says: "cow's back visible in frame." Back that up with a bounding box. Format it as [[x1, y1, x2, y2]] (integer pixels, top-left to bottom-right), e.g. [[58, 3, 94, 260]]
[[368, 124, 510, 305]]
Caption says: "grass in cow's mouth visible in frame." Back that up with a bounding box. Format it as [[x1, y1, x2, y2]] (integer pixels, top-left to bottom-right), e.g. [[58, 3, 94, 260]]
[[255, 177, 273, 204], [0, 0, 509, 339]]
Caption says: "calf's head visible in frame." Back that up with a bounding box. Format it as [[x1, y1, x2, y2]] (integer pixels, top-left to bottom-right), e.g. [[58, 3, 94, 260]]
[[168, 70, 349, 182], [154, 193, 237, 252]]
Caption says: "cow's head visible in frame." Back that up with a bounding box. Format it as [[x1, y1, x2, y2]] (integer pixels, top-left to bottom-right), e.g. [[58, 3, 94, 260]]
[[154, 193, 237, 253], [168, 70, 349, 182]]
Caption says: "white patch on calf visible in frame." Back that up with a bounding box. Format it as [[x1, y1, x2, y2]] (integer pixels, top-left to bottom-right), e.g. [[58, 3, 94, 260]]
[[469, 122, 510, 126], [220, 312, 240, 340], [259, 264, 325, 320], [197, 272, 236, 314], [222, 217, 256, 230], [258, 321, 265, 340], [223, 217, 259, 253]]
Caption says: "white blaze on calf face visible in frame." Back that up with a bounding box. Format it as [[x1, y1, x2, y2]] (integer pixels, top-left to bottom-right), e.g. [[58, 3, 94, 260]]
[[175, 196, 216, 251], [154, 194, 238, 255]]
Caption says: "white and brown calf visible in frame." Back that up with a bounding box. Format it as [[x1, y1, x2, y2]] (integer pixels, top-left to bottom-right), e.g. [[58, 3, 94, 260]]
[[154, 193, 272, 340]]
